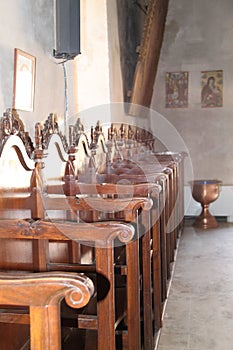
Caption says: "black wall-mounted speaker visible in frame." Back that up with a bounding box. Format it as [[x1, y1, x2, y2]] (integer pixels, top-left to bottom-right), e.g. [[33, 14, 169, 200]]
[[53, 0, 80, 60]]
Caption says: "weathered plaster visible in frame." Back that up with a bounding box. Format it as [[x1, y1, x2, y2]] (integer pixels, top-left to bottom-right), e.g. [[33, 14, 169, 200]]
[[152, 0, 233, 184]]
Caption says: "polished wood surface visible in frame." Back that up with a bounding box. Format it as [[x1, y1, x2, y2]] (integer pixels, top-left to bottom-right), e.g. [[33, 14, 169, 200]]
[[0, 112, 185, 349], [0, 132, 142, 349], [40, 119, 185, 350], [129, 0, 169, 112], [0, 217, 135, 350], [0, 271, 94, 350]]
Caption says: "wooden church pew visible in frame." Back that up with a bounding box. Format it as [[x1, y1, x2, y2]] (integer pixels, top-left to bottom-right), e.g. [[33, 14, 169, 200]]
[[75, 181, 163, 349], [104, 123, 185, 272], [44, 117, 185, 350], [0, 109, 185, 350], [0, 110, 153, 349], [44, 188, 152, 348], [94, 153, 172, 289], [46, 119, 166, 350], [38, 121, 162, 349], [0, 270, 94, 350], [33, 115, 163, 350], [89, 122, 186, 320], [37, 116, 178, 350], [0, 218, 135, 350], [34, 137, 152, 349]]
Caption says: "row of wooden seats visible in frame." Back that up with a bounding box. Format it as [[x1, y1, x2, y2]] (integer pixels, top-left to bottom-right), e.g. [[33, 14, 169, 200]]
[[36, 172, 154, 348], [35, 114, 165, 349], [68, 119, 185, 348], [0, 109, 185, 349], [39, 128, 163, 349], [84, 122, 184, 285], [44, 116, 185, 348], [38, 114, 185, 349], [0, 110, 152, 349]]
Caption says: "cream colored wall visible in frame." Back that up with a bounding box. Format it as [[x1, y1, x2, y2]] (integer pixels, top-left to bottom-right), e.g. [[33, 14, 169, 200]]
[[0, 0, 65, 137], [74, 0, 110, 115], [151, 0, 233, 185], [0, 0, 146, 141], [0, 0, 116, 139], [0, 0, 126, 140], [72, 0, 131, 132], [74, 0, 151, 132]]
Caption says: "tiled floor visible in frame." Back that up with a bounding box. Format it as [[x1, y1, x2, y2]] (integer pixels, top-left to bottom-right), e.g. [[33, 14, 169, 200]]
[[156, 219, 233, 350]]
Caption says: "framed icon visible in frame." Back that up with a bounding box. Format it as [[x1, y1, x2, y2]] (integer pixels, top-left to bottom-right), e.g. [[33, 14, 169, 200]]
[[165, 71, 189, 108], [201, 70, 223, 108], [13, 48, 36, 112]]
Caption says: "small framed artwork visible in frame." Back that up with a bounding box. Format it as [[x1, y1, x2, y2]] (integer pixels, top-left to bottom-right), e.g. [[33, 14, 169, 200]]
[[165, 71, 189, 108], [201, 70, 223, 108], [13, 48, 36, 112]]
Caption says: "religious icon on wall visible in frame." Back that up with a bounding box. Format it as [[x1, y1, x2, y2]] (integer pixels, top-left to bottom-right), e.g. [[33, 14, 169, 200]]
[[201, 70, 223, 108], [13, 48, 36, 112], [165, 71, 188, 108]]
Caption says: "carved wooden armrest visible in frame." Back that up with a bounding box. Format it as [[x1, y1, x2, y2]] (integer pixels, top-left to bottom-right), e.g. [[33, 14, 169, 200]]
[[0, 271, 94, 350], [0, 219, 135, 246], [77, 182, 162, 210], [68, 196, 152, 221], [44, 194, 152, 213], [44, 196, 153, 222]]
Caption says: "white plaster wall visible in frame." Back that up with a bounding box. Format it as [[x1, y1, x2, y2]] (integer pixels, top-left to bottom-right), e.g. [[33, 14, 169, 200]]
[[0, 0, 128, 139], [0, 0, 65, 138], [72, 0, 130, 131], [151, 0, 233, 185], [74, 0, 110, 117], [72, 0, 152, 132]]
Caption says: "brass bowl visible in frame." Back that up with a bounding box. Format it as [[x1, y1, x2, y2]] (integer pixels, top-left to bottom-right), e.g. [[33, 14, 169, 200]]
[[190, 180, 222, 229]]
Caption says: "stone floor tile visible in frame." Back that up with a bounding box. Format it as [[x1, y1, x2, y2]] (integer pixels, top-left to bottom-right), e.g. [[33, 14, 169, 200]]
[[156, 222, 233, 350]]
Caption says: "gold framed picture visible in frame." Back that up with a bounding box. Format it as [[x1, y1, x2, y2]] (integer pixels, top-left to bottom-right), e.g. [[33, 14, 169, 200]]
[[201, 70, 223, 108], [13, 48, 36, 112], [165, 71, 189, 108]]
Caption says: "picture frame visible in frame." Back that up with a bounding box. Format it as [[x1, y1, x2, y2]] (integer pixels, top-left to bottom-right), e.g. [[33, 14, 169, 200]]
[[165, 71, 189, 108], [13, 48, 36, 112], [201, 70, 223, 108]]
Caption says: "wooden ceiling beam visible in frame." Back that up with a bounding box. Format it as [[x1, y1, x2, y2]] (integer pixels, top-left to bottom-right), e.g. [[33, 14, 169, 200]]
[[129, 0, 169, 113]]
